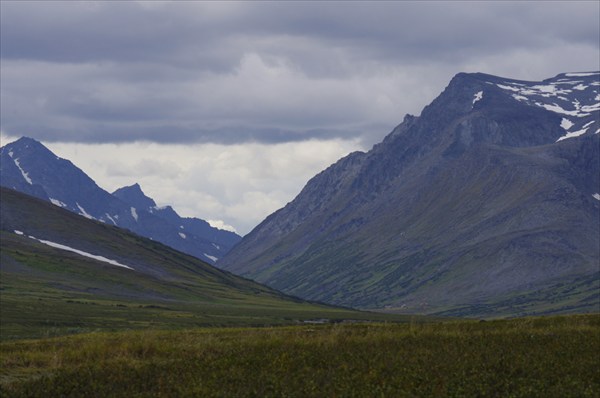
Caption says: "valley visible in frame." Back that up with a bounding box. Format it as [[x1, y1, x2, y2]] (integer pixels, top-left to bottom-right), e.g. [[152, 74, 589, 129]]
[[0, 187, 413, 341], [2, 2, 599, 396], [1, 71, 598, 397]]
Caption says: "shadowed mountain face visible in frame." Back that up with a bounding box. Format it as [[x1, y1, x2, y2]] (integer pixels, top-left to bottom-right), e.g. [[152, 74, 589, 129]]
[[0, 138, 241, 264], [218, 72, 600, 317]]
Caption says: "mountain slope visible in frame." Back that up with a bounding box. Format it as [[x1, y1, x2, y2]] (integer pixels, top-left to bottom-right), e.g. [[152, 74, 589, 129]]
[[218, 72, 600, 317], [0, 138, 241, 263], [0, 187, 400, 339]]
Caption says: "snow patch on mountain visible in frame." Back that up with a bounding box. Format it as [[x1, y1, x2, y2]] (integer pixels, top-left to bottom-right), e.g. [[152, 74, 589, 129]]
[[14, 230, 134, 270], [204, 253, 218, 262], [557, 127, 589, 142], [76, 203, 93, 219], [13, 158, 33, 185], [179, 232, 187, 239], [105, 213, 117, 225], [50, 198, 67, 207], [542, 103, 588, 117], [131, 207, 138, 221], [565, 72, 599, 77], [560, 118, 574, 131], [472, 91, 483, 104], [593, 193, 600, 201], [581, 103, 600, 112], [492, 73, 599, 143]]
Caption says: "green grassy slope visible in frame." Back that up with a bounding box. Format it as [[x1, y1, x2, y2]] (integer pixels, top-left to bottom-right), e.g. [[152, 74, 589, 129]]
[[0, 188, 412, 340], [1, 315, 598, 397]]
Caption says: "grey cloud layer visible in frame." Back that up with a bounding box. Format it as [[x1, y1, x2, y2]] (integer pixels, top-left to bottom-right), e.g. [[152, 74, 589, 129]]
[[1, 1, 599, 144]]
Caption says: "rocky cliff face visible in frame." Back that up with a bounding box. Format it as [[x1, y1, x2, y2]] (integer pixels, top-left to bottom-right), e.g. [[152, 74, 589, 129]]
[[218, 72, 600, 317]]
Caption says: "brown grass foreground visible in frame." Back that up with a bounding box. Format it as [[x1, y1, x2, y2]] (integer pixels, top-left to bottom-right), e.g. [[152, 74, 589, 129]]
[[1, 314, 599, 397]]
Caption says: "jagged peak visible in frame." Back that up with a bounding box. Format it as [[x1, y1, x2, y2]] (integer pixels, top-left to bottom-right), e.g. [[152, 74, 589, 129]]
[[112, 183, 157, 209]]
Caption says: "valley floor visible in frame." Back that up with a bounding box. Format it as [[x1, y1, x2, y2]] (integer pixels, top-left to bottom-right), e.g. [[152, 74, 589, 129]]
[[1, 314, 598, 397]]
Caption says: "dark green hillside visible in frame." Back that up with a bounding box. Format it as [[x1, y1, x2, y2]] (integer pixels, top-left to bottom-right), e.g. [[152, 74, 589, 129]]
[[0, 188, 407, 340]]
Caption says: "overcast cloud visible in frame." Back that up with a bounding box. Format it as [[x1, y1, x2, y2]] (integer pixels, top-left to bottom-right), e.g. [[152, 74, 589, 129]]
[[1, 1, 599, 234]]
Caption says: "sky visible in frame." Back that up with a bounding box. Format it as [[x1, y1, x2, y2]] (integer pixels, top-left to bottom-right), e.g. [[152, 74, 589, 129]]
[[1, 1, 599, 235]]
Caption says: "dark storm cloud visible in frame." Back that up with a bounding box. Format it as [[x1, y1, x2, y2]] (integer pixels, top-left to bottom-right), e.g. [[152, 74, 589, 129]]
[[1, 1, 599, 144]]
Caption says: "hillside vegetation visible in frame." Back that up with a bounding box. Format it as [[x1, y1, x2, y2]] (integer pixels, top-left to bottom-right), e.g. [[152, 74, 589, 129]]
[[1, 315, 598, 397], [0, 187, 411, 340]]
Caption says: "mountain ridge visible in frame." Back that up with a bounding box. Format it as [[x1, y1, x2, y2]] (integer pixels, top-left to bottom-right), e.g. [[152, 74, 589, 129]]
[[0, 137, 241, 264], [217, 71, 600, 317]]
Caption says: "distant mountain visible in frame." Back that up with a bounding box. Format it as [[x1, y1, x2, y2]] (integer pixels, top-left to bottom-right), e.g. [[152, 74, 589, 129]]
[[0, 137, 241, 263], [113, 183, 240, 256], [218, 72, 600, 317]]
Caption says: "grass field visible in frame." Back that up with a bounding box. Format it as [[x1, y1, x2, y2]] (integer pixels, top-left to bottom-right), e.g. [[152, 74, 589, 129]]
[[1, 314, 598, 397]]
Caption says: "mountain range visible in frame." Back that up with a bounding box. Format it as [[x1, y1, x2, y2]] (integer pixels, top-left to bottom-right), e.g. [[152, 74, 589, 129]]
[[0, 137, 240, 264], [1, 71, 598, 319], [217, 71, 600, 317]]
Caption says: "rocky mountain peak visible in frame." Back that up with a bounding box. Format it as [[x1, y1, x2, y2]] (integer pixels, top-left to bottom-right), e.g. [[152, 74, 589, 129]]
[[218, 71, 599, 317], [113, 183, 157, 210], [0, 137, 242, 265]]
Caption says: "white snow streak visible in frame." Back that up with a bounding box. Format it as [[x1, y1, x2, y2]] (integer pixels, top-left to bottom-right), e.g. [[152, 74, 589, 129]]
[[50, 198, 66, 207], [13, 158, 32, 185], [581, 103, 600, 113], [472, 91, 483, 104], [105, 213, 117, 225], [496, 84, 520, 92], [204, 253, 218, 262], [512, 94, 528, 102], [542, 103, 588, 117], [593, 193, 600, 201], [131, 207, 138, 221], [556, 127, 589, 142], [36, 239, 134, 270], [76, 203, 93, 219], [14, 232, 134, 270], [178, 232, 187, 239], [565, 72, 599, 77]]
